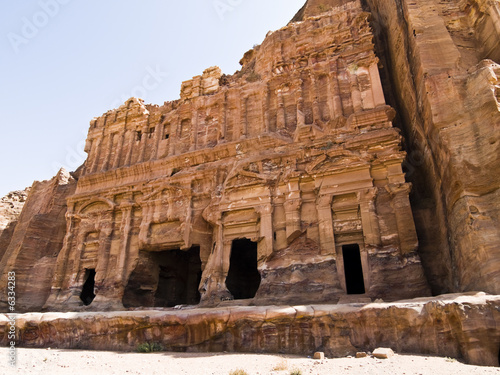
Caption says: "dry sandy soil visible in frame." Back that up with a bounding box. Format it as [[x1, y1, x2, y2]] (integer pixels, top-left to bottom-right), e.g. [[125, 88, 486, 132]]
[[0, 348, 498, 375]]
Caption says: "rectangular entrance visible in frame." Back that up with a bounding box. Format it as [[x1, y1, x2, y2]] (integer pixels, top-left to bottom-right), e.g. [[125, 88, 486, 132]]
[[342, 244, 365, 294], [122, 246, 202, 308], [154, 247, 202, 307], [225, 238, 261, 300], [80, 269, 96, 306]]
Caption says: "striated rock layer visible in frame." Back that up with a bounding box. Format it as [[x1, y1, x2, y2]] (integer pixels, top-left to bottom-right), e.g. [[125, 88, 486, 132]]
[[0, 170, 76, 312], [352, 0, 500, 294], [1, 293, 499, 367], [0, 189, 29, 260]]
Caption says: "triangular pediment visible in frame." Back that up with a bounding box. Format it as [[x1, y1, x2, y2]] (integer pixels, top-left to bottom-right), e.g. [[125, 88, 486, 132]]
[[306, 151, 367, 174], [225, 170, 267, 188]]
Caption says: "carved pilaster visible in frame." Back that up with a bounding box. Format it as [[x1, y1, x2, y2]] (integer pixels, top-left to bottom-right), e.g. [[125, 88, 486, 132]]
[[138, 125, 148, 162], [277, 90, 286, 130], [256, 204, 273, 258], [284, 180, 302, 242], [386, 183, 418, 255], [359, 188, 381, 247], [116, 204, 133, 286], [113, 129, 125, 169], [101, 133, 114, 172], [317, 194, 335, 255], [369, 62, 386, 107]]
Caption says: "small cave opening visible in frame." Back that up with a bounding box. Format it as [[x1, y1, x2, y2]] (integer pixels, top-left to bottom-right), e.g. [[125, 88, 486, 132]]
[[80, 269, 96, 306], [225, 238, 261, 300], [123, 247, 202, 308], [342, 244, 365, 294]]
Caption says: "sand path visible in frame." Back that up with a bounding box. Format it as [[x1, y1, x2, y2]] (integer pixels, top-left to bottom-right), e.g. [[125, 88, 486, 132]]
[[0, 348, 498, 375]]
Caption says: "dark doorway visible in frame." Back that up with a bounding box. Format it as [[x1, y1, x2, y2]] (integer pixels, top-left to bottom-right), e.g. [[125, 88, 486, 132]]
[[342, 244, 365, 294], [153, 247, 202, 307], [80, 269, 96, 306], [123, 247, 202, 308], [226, 239, 261, 299]]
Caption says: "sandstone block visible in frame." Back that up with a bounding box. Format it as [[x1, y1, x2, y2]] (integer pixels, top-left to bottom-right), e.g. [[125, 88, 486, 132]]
[[313, 352, 325, 360], [372, 348, 395, 359]]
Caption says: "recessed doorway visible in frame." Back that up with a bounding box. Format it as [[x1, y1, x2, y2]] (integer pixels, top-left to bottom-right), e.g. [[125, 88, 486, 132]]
[[342, 244, 365, 294], [80, 269, 96, 306], [225, 239, 261, 299]]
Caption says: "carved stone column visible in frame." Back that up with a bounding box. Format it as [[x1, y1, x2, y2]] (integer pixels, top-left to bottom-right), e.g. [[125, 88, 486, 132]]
[[284, 180, 302, 242], [113, 129, 125, 169], [101, 133, 115, 172], [277, 90, 286, 130], [387, 183, 418, 255], [124, 129, 134, 166], [317, 194, 335, 255], [359, 188, 382, 247], [138, 125, 148, 162], [95, 222, 113, 292], [90, 137, 102, 173], [368, 62, 386, 107], [256, 204, 273, 258], [295, 78, 306, 127], [349, 70, 363, 112], [116, 204, 133, 287]]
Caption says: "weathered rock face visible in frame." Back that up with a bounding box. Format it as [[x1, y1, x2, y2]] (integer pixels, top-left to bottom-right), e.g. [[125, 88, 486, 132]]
[[0, 170, 76, 312], [0, 189, 29, 260], [36, 0, 431, 312], [1, 293, 498, 367], [357, 0, 500, 295], [0, 0, 497, 367]]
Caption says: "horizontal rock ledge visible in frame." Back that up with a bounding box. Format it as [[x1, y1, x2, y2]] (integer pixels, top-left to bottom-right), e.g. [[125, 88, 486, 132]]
[[1, 293, 499, 367]]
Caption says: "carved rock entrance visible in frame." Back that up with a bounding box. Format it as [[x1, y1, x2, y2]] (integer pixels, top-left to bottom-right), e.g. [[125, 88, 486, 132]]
[[342, 244, 365, 294], [226, 239, 261, 300], [123, 247, 202, 308]]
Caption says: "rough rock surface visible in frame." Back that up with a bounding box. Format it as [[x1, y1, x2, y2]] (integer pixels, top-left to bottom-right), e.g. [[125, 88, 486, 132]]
[[0, 170, 76, 312], [1, 293, 498, 367], [359, 0, 500, 295], [0, 0, 498, 368], [31, 0, 430, 312], [0, 189, 29, 259]]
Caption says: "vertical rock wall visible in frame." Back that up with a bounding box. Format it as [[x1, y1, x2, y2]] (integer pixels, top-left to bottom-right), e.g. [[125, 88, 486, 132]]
[[318, 0, 500, 294], [0, 189, 29, 260], [0, 170, 77, 311]]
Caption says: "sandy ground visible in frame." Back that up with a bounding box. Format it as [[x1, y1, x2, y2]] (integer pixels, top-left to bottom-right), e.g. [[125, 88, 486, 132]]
[[0, 348, 498, 375]]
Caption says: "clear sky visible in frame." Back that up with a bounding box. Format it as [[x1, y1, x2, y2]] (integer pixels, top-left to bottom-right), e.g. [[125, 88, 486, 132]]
[[0, 0, 306, 197]]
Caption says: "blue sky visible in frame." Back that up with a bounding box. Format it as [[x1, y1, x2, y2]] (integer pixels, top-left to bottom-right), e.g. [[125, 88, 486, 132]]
[[0, 0, 305, 197]]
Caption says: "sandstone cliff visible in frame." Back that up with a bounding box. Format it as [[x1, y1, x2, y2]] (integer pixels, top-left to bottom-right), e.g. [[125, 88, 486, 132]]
[[0, 169, 77, 312], [35, 0, 432, 312], [0, 0, 498, 366], [297, 0, 500, 295], [0, 189, 29, 260]]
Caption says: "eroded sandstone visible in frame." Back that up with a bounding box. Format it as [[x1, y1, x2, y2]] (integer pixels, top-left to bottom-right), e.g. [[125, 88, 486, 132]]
[[32, 0, 432, 312], [0, 170, 76, 312], [0, 189, 29, 260], [1, 293, 498, 367]]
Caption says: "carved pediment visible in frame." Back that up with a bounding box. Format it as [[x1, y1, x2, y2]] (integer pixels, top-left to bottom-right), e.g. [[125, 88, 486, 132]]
[[225, 170, 268, 189], [142, 184, 191, 202], [78, 198, 115, 215], [306, 151, 367, 174]]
